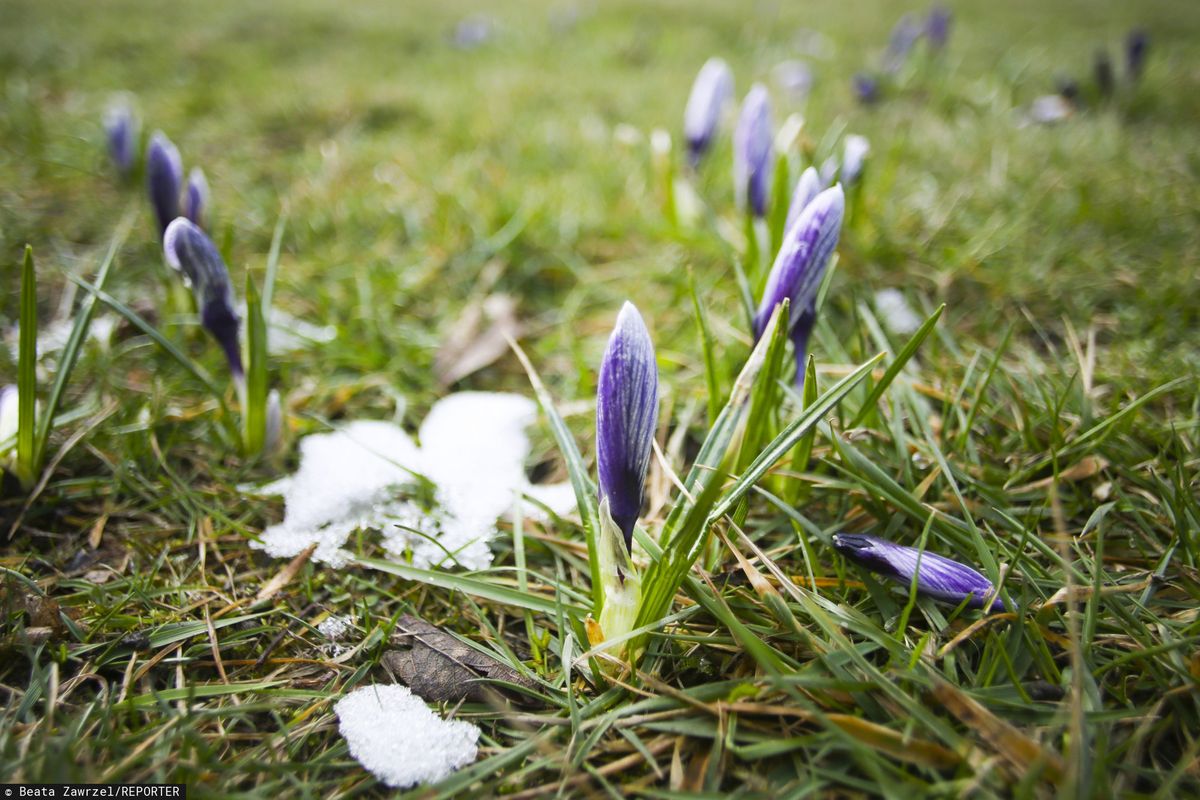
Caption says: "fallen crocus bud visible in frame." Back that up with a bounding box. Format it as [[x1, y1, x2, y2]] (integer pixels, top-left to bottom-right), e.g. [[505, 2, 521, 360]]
[[683, 57, 734, 167], [146, 131, 183, 239], [832, 533, 1005, 611], [163, 217, 243, 379], [733, 83, 774, 217]]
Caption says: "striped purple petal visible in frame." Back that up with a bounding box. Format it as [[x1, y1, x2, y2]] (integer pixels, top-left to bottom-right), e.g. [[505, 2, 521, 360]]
[[596, 302, 658, 551], [146, 131, 183, 239], [784, 167, 822, 234], [832, 533, 1005, 611], [683, 58, 733, 166], [733, 84, 773, 217], [753, 184, 844, 340], [163, 218, 243, 379], [185, 167, 209, 229]]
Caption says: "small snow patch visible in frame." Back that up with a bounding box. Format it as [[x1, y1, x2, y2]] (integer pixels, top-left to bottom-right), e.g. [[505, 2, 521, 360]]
[[874, 288, 921, 335], [335, 684, 479, 788], [317, 615, 354, 641], [253, 392, 575, 569]]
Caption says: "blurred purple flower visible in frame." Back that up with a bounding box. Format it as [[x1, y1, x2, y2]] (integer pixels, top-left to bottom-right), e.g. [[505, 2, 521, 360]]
[[185, 167, 209, 228], [163, 218, 242, 379], [883, 14, 923, 74], [1126, 29, 1149, 81], [452, 15, 495, 50], [833, 533, 1005, 611], [841, 135, 870, 187], [104, 98, 138, 176], [596, 302, 658, 550], [925, 5, 952, 51], [773, 59, 814, 102], [733, 84, 774, 217], [146, 131, 183, 239], [784, 166, 821, 234], [853, 72, 881, 105], [683, 57, 734, 167], [754, 185, 844, 384]]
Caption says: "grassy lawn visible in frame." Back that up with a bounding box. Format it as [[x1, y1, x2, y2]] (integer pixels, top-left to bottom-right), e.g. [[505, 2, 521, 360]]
[[2, 0, 1199, 796]]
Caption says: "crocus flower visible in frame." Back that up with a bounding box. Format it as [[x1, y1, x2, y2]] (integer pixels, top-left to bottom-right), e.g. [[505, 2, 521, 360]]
[[104, 98, 138, 176], [146, 132, 183, 239], [853, 72, 881, 105], [883, 14, 923, 74], [0, 385, 17, 465], [773, 60, 813, 102], [733, 84, 774, 217], [925, 5, 952, 51], [185, 168, 209, 228], [832, 533, 1005, 611], [784, 166, 822, 234], [1126, 29, 1149, 81], [753, 185, 844, 385], [163, 218, 243, 379], [683, 57, 734, 166], [596, 302, 658, 551], [841, 135, 870, 187], [1094, 49, 1115, 98], [264, 389, 283, 453]]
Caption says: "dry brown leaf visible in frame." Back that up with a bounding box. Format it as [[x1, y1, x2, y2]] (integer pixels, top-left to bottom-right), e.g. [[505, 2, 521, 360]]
[[1010, 456, 1109, 494], [381, 614, 538, 705], [435, 293, 523, 386], [253, 542, 317, 604]]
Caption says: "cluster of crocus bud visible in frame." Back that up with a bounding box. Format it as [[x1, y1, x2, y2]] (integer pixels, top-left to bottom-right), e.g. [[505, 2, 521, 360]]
[[163, 217, 243, 381], [833, 533, 1005, 611], [683, 57, 733, 167], [754, 184, 845, 386], [146, 132, 208, 239]]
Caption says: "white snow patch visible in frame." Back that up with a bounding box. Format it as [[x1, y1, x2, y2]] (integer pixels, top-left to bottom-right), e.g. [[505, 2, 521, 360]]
[[253, 392, 575, 570], [874, 289, 921, 335], [317, 615, 354, 641], [335, 684, 479, 788]]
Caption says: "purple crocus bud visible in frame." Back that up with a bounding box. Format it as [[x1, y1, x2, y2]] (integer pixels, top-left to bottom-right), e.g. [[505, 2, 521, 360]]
[[841, 135, 870, 187], [883, 14, 923, 74], [146, 132, 183, 239], [925, 5, 952, 51], [163, 218, 243, 379], [853, 72, 881, 105], [185, 168, 209, 228], [103, 98, 138, 176], [1094, 49, 1115, 98], [683, 57, 734, 167], [784, 166, 822, 234], [754, 185, 844, 341], [832, 533, 1005, 611], [1126, 29, 1149, 81], [596, 302, 658, 551], [733, 84, 774, 218]]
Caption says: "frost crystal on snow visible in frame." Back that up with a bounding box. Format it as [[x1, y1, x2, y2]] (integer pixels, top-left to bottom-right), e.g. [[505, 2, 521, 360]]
[[335, 684, 479, 788], [874, 288, 921, 335], [253, 392, 576, 569]]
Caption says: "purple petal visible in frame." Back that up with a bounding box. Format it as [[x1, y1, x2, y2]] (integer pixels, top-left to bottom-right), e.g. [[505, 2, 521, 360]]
[[185, 167, 209, 229], [163, 218, 242, 379], [883, 14, 923, 74], [684, 58, 734, 166], [733, 84, 773, 217], [104, 99, 138, 175], [146, 131, 183, 239], [784, 167, 822, 234], [754, 184, 844, 339], [596, 302, 658, 550], [833, 533, 1005, 611]]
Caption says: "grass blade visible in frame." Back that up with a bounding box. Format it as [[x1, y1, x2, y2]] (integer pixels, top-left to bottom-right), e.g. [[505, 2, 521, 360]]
[[243, 273, 268, 455], [850, 303, 944, 427], [16, 245, 38, 489]]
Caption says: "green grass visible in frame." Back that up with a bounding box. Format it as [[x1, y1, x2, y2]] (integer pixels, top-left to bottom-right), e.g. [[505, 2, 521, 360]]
[[2, 0, 1200, 796]]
